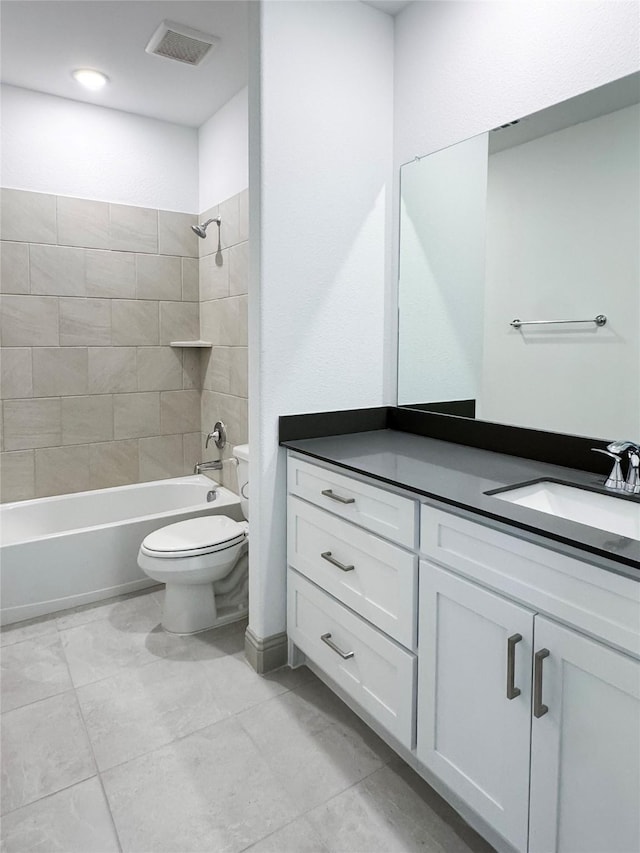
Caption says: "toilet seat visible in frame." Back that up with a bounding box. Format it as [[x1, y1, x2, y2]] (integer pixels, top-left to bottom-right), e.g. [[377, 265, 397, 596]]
[[140, 516, 246, 559]]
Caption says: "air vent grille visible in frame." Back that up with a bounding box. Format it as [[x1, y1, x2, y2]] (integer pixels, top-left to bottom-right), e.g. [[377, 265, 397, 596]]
[[146, 20, 218, 67]]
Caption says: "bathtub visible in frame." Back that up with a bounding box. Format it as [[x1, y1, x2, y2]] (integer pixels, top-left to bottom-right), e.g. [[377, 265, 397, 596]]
[[0, 475, 243, 626]]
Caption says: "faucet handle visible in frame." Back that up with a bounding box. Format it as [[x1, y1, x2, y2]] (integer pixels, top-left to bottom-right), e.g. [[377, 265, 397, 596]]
[[607, 439, 640, 454], [625, 450, 640, 495], [592, 448, 625, 491], [205, 421, 227, 450]]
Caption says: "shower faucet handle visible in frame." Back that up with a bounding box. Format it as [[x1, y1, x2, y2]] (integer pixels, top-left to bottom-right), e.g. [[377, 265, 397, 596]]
[[205, 421, 227, 450]]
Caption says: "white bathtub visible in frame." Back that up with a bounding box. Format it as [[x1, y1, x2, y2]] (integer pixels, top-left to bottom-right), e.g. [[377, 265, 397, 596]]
[[0, 475, 242, 626]]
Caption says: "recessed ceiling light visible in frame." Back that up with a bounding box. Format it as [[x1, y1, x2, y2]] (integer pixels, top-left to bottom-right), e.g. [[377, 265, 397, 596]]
[[72, 68, 109, 91]]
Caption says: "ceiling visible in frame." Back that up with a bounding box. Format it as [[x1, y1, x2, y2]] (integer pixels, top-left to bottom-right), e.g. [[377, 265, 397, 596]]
[[0, 1, 249, 127], [1, 0, 412, 128]]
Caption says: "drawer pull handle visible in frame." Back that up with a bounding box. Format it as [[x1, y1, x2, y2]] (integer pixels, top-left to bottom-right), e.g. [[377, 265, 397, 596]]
[[321, 551, 355, 572], [321, 489, 355, 505], [506, 633, 522, 700], [533, 649, 550, 718], [321, 632, 354, 660]]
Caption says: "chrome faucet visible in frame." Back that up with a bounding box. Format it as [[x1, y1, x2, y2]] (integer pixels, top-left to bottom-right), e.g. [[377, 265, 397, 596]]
[[194, 459, 223, 475], [592, 441, 640, 494]]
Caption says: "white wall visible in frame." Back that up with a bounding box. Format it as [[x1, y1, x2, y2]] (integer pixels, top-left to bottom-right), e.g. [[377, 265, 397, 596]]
[[398, 133, 488, 405], [249, 0, 394, 639], [198, 86, 248, 213], [1, 85, 199, 211], [481, 104, 640, 438]]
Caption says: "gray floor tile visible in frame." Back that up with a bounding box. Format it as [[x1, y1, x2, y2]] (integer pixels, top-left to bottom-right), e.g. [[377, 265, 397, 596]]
[[102, 717, 300, 853], [55, 587, 161, 632], [307, 758, 494, 853], [1, 692, 96, 814], [237, 679, 393, 813], [0, 615, 58, 648], [77, 656, 227, 771], [242, 816, 330, 853], [1, 633, 72, 712], [0, 777, 120, 853]]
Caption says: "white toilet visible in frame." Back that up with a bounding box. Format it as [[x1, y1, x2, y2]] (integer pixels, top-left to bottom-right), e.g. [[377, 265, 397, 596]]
[[137, 444, 250, 634]]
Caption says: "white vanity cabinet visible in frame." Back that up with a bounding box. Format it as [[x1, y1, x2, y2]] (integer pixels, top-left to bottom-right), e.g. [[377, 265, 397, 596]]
[[418, 504, 640, 853], [286, 455, 419, 749]]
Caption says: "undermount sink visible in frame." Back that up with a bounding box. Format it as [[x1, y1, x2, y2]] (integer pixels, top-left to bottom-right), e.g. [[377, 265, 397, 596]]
[[491, 481, 640, 542]]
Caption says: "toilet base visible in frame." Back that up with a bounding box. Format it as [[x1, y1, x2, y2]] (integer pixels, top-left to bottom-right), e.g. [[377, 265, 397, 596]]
[[160, 582, 247, 635]]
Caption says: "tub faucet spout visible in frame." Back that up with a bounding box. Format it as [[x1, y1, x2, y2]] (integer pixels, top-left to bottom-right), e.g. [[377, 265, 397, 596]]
[[194, 460, 223, 475]]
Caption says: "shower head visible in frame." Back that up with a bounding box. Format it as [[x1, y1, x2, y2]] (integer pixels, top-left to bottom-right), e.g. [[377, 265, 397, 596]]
[[191, 217, 221, 239]]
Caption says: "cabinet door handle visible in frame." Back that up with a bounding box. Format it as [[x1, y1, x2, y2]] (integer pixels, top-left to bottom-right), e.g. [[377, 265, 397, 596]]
[[321, 632, 354, 660], [321, 488, 355, 505], [506, 633, 522, 700], [321, 551, 355, 572], [533, 648, 550, 718]]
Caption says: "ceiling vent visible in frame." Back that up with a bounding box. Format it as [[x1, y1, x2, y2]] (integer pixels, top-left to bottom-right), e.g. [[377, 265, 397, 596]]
[[145, 20, 219, 66]]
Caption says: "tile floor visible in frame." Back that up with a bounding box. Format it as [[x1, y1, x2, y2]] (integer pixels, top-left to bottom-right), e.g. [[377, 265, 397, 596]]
[[1, 589, 494, 853]]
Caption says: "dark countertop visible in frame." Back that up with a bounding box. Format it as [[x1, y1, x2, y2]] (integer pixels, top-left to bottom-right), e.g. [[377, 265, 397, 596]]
[[282, 429, 640, 580]]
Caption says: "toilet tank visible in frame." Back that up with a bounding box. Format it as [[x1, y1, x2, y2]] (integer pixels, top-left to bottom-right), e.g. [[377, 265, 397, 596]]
[[232, 444, 249, 520]]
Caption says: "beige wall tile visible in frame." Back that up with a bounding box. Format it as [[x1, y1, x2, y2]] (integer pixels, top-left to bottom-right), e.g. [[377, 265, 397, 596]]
[[32, 348, 88, 397], [229, 242, 248, 297], [181, 258, 199, 301], [35, 445, 90, 497], [139, 434, 184, 481], [203, 346, 231, 394], [112, 300, 158, 346], [1, 242, 30, 294], [181, 348, 201, 390], [200, 251, 229, 301], [238, 189, 249, 243], [113, 392, 160, 439], [219, 194, 241, 249], [199, 300, 220, 345], [62, 395, 114, 445], [136, 347, 182, 392], [1, 348, 33, 399], [136, 255, 182, 301], [159, 302, 198, 344], [1, 295, 59, 346], [0, 450, 35, 502], [59, 297, 111, 346], [89, 440, 139, 490], [212, 296, 247, 347], [3, 398, 61, 450], [182, 433, 201, 474], [1, 190, 56, 244], [88, 348, 137, 394], [160, 389, 200, 434], [29, 244, 85, 296], [57, 198, 109, 249], [158, 211, 198, 258], [229, 347, 248, 398], [86, 250, 136, 299], [110, 205, 157, 253]]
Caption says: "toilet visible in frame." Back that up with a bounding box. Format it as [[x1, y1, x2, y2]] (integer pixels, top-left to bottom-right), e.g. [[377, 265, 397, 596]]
[[137, 444, 250, 634]]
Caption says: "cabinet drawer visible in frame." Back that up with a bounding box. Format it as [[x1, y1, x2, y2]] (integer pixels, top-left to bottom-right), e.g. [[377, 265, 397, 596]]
[[288, 570, 416, 749], [288, 495, 417, 648], [420, 504, 640, 657], [288, 456, 416, 548]]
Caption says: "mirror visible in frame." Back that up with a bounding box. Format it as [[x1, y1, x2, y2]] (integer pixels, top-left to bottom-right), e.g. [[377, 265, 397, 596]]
[[397, 72, 640, 440]]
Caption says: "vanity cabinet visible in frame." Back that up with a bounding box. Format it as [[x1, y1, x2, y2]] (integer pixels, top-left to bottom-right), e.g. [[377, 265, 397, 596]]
[[286, 455, 418, 749], [419, 506, 640, 853]]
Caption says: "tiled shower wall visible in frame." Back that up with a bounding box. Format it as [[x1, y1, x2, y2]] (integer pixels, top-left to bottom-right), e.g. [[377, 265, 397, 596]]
[[0, 189, 201, 502], [199, 189, 249, 491]]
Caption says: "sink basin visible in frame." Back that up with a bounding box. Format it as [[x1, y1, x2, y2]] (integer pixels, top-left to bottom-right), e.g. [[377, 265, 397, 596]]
[[491, 481, 640, 541]]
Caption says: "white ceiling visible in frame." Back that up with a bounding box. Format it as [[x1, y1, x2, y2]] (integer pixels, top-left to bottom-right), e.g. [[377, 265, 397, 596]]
[[362, 0, 412, 15], [0, 1, 249, 127]]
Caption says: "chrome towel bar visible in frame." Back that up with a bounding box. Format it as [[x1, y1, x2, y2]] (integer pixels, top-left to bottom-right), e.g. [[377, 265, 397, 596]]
[[510, 314, 606, 329]]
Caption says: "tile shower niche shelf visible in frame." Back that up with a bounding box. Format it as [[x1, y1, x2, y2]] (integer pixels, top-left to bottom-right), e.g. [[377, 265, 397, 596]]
[[169, 340, 212, 348]]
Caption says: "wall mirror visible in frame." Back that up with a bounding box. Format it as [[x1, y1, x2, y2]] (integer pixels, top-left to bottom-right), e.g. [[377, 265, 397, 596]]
[[397, 72, 640, 441]]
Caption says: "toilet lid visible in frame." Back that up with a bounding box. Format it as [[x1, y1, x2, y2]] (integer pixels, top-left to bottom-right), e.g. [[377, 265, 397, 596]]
[[141, 517, 246, 558]]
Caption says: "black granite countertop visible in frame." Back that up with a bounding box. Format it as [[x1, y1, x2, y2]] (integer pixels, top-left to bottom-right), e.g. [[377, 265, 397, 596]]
[[282, 429, 640, 580]]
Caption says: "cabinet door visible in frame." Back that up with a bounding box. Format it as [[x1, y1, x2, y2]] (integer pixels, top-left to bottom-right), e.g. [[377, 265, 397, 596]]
[[529, 616, 640, 853], [417, 563, 534, 852]]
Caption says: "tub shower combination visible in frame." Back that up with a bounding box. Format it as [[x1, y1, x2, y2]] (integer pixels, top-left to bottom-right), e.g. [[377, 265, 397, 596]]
[[0, 475, 246, 626]]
